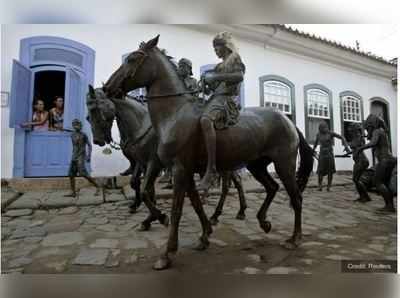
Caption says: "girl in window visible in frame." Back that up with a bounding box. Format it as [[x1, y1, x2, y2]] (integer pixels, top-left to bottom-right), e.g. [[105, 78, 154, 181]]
[[49, 96, 64, 131], [21, 99, 49, 131]]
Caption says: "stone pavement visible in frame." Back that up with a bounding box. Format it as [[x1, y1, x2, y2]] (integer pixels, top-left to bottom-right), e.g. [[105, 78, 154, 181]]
[[1, 174, 397, 274]]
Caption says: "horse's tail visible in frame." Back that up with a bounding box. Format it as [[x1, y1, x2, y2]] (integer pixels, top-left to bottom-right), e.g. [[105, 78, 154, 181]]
[[295, 127, 314, 192]]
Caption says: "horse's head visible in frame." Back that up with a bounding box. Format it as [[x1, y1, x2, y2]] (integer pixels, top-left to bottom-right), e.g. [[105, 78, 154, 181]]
[[86, 85, 116, 146], [103, 35, 160, 98]]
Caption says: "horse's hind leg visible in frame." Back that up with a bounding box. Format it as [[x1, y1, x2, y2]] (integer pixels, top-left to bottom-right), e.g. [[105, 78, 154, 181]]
[[210, 171, 230, 225], [274, 158, 303, 249], [247, 160, 278, 234], [231, 171, 247, 220], [187, 177, 213, 250]]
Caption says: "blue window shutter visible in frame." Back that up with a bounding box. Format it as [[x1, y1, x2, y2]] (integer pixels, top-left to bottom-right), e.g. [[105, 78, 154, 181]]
[[64, 67, 84, 130], [9, 60, 33, 128], [200, 64, 216, 74]]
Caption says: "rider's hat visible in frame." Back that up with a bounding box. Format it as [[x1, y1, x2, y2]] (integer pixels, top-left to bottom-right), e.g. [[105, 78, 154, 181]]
[[178, 58, 193, 75]]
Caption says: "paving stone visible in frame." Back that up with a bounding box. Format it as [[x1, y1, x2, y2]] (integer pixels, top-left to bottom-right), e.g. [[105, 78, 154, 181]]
[[44, 217, 83, 233], [106, 190, 126, 203], [247, 234, 263, 240], [4, 209, 33, 217], [43, 194, 76, 208], [325, 254, 345, 261], [327, 244, 341, 249], [209, 238, 228, 247], [300, 259, 313, 265], [73, 248, 109, 266], [8, 257, 32, 268], [367, 244, 385, 252], [266, 267, 298, 274], [123, 239, 149, 250], [58, 206, 79, 215], [23, 237, 43, 244], [96, 224, 117, 232], [118, 222, 139, 232], [302, 241, 324, 247], [125, 254, 138, 264], [10, 227, 47, 239], [90, 239, 119, 249], [45, 260, 68, 272], [105, 249, 121, 268], [42, 232, 84, 247], [76, 194, 103, 206], [34, 247, 69, 258], [7, 196, 40, 209], [240, 267, 262, 274], [1, 190, 21, 208], [3, 268, 24, 274], [247, 254, 261, 262], [86, 217, 109, 225], [11, 243, 40, 257], [357, 248, 377, 255], [29, 220, 46, 228]]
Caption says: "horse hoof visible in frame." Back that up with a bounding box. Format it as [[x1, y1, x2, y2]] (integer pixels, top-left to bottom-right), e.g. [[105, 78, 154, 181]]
[[159, 214, 169, 227], [376, 207, 396, 214], [209, 217, 219, 226], [129, 206, 138, 214], [260, 221, 271, 234], [193, 239, 209, 251], [236, 213, 246, 220], [282, 238, 300, 250], [138, 223, 151, 231], [153, 256, 171, 270]]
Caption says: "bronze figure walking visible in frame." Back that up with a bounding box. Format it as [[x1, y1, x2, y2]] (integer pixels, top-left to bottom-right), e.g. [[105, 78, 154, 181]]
[[312, 122, 351, 191]]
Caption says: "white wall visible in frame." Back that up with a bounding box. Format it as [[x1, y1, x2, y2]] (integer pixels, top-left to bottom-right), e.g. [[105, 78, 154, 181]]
[[1, 25, 397, 177]]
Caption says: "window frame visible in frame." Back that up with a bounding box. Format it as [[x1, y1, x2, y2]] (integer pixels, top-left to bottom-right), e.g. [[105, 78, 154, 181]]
[[259, 75, 296, 123], [339, 90, 364, 139], [304, 84, 334, 144]]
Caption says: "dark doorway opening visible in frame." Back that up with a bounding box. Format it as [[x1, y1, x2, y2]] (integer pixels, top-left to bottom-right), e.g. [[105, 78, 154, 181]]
[[371, 100, 391, 149], [33, 70, 66, 112]]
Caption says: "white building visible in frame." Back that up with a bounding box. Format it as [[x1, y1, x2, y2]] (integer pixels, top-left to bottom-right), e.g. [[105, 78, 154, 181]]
[[1, 24, 397, 178]]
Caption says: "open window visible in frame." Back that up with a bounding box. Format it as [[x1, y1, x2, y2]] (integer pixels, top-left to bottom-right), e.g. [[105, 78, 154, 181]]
[[260, 75, 296, 123], [340, 91, 363, 142], [304, 85, 333, 144]]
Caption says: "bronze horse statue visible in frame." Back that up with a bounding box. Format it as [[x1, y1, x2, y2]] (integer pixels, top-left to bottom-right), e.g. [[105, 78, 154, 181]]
[[103, 35, 314, 270], [86, 86, 248, 228]]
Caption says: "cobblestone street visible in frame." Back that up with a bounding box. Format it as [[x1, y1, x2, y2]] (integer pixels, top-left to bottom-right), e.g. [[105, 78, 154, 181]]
[[1, 175, 397, 274]]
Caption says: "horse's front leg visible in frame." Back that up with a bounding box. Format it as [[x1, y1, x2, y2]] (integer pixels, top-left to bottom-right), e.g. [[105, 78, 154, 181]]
[[210, 171, 229, 225], [231, 171, 247, 220], [139, 159, 168, 231], [187, 177, 212, 250], [153, 162, 187, 270], [129, 163, 142, 213]]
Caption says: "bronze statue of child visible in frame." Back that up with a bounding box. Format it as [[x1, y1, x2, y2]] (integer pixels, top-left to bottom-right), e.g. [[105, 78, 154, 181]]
[[65, 119, 101, 197]]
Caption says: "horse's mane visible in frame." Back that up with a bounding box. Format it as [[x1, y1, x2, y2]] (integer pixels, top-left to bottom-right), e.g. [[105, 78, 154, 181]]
[[157, 47, 179, 73]]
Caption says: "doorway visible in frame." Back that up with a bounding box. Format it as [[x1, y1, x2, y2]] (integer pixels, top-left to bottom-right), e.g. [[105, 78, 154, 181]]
[[9, 36, 95, 177], [33, 70, 66, 112]]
